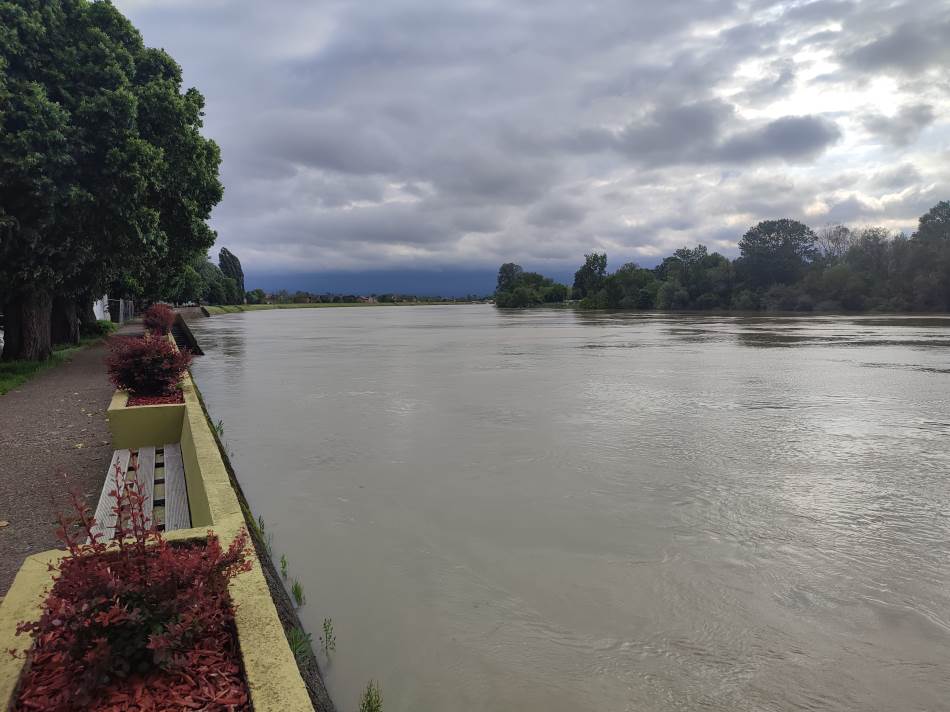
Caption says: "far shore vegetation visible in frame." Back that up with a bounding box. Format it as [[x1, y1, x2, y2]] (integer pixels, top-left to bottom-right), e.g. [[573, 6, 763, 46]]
[[495, 202, 950, 313], [204, 300, 480, 315]]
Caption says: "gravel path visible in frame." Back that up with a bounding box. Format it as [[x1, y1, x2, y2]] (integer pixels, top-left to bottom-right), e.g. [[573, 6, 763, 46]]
[[0, 341, 116, 596]]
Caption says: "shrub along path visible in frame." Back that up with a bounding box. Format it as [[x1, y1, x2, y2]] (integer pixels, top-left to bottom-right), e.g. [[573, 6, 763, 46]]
[[0, 330, 137, 596]]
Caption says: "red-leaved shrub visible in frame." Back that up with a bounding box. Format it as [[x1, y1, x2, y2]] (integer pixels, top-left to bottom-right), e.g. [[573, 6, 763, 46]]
[[106, 336, 192, 397], [14, 460, 252, 711], [142, 303, 176, 335]]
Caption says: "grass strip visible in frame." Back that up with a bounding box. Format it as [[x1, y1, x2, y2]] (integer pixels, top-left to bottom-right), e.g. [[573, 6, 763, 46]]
[[0, 337, 101, 395]]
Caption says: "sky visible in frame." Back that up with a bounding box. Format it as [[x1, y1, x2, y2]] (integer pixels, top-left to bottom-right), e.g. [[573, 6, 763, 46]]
[[115, 0, 950, 293]]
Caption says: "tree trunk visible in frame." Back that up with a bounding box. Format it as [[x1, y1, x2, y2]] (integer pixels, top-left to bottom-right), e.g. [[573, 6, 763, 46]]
[[51, 295, 80, 346], [1, 291, 53, 361], [77, 295, 98, 333]]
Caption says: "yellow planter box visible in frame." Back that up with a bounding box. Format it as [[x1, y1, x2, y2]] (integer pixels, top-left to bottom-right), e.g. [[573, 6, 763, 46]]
[[0, 550, 64, 709], [3, 352, 315, 710], [105, 333, 187, 450], [105, 389, 186, 449]]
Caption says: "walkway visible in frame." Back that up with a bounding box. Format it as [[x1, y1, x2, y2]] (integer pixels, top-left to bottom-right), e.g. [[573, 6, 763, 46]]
[[0, 341, 116, 596]]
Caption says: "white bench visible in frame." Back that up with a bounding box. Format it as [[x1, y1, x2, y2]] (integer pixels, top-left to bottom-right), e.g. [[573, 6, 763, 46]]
[[90, 443, 191, 540]]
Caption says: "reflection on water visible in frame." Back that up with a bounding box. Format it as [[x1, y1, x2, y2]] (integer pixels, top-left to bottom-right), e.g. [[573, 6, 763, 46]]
[[188, 307, 950, 712]]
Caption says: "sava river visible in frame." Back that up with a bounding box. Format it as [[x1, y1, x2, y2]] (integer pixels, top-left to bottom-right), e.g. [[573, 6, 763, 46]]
[[187, 306, 950, 712]]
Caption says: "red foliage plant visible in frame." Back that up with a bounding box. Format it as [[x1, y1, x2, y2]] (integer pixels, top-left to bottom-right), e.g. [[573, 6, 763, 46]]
[[106, 336, 192, 397], [13, 459, 253, 712], [142, 303, 176, 336]]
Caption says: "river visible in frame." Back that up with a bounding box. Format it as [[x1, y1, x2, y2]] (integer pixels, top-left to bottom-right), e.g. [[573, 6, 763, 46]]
[[187, 306, 950, 712]]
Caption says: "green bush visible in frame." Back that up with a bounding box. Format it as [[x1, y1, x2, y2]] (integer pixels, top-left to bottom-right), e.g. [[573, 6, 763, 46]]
[[81, 319, 117, 338]]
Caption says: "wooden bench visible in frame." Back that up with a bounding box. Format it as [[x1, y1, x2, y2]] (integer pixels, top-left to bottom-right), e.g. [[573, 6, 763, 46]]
[[90, 443, 191, 540]]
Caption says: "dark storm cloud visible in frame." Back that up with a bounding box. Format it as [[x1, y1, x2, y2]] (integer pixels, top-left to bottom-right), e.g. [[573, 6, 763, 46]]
[[257, 112, 407, 175], [617, 100, 735, 163], [718, 115, 841, 162], [821, 195, 877, 224], [526, 199, 587, 228], [869, 163, 923, 190], [843, 18, 950, 74], [862, 104, 936, 147], [562, 106, 840, 165], [116, 0, 950, 272]]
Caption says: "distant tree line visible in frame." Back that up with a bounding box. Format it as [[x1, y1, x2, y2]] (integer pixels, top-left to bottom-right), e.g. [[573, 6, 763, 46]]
[[255, 290, 489, 305], [495, 201, 950, 312]]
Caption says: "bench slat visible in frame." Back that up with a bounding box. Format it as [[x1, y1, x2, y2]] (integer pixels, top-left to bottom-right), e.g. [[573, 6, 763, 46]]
[[91, 449, 130, 541], [163, 443, 191, 531], [136, 446, 156, 528]]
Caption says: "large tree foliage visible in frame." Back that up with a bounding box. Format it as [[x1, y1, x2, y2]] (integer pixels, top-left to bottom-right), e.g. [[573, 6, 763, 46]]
[[736, 219, 818, 288], [496, 263, 524, 294], [0, 0, 221, 360], [123, 49, 223, 305], [914, 201, 950, 243], [572, 252, 607, 299]]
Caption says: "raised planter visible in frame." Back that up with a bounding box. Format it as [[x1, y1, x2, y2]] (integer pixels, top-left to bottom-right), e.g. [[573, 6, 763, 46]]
[[0, 550, 63, 709], [105, 332, 189, 450], [2, 341, 315, 711], [105, 388, 186, 449]]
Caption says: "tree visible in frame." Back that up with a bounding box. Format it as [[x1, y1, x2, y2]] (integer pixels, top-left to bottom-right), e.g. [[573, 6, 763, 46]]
[[168, 264, 204, 304], [573, 252, 607, 298], [191, 257, 243, 305], [816, 225, 853, 261], [914, 201, 950, 242], [496, 263, 524, 294], [218, 248, 245, 298], [496, 286, 539, 308], [125, 49, 222, 305], [656, 281, 689, 309], [736, 219, 818, 289], [0, 0, 221, 360], [494, 265, 567, 307], [542, 283, 569, 302], [246, 288, 266, 304]]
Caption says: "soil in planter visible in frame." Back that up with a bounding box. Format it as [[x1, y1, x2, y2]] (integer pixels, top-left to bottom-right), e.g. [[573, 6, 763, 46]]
[[126, 391, 184, 406]]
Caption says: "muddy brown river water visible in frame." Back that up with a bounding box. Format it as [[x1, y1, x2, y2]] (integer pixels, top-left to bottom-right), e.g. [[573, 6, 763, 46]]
[[187, 306, 950, 712]]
